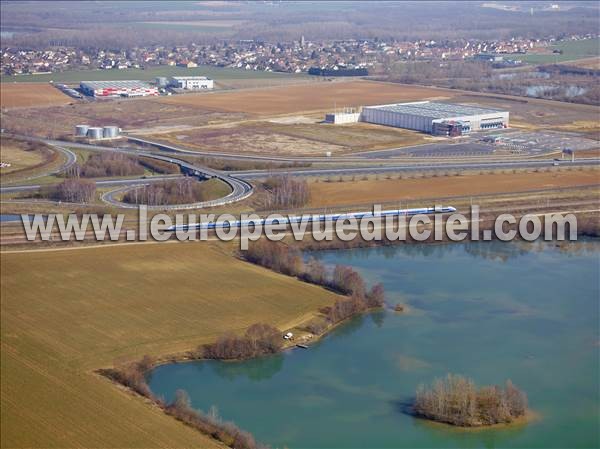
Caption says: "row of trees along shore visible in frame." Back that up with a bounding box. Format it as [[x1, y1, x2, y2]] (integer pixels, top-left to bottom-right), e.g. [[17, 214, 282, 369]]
[[101, 355, 266, 449], [243, 239, 385, 337], [414, 374, 527, 427]]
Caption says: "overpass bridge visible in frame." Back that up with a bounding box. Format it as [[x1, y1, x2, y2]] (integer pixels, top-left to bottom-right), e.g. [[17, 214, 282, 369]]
[[2, 136, 254, 210]]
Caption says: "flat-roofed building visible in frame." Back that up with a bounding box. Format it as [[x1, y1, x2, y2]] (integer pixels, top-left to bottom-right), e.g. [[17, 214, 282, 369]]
[[360, 101, 509, 136], [169, 76, 214, 90], [80, 80, 158, 98]]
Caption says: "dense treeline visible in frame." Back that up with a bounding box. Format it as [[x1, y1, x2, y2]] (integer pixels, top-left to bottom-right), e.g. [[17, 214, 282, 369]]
[[104, 355, 155, 398], [308, 67, 368, 76], [41, 178, 96, 203], [101, 357, 265, 449], [65, 153, 180, 178], [165, 390, 265, 449], [67, 153, 144, 178], [201, 323, 283, 360], [197, 156, 311, 172], [122, 178, 223, 206], [245, 239, 303, 276], [3, 2, 599, 47], [262, 175, 310, 209], [414, 374, 528, 427], [383, 61, 492, 85], [245, 240, 385, 329], [578, 215, 600, 237], [137, 157, 180, 175], [382, 60, 600, 106]]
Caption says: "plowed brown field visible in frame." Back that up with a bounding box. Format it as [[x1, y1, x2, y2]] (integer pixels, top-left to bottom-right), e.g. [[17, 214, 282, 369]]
[[1, 83, 71, 108], [158, 80, 453, 115], [309, 170, 600, 207]]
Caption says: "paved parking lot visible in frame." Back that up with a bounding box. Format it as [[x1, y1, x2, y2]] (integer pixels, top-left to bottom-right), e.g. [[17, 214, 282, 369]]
[[359, 130, 597, 159]]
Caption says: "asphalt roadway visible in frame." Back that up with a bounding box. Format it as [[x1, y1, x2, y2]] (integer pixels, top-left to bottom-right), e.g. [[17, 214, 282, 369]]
[[231, 158, 600, 179], [2, 136, 254, 209], [2, 135, 599, 210]]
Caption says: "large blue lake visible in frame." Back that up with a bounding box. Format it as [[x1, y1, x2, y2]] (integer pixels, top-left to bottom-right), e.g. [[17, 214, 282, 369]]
[[148, 240, 599, 448]]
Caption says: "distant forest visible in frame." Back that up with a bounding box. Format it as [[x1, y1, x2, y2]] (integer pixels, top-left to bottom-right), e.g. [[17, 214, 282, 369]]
[[2, 1, 599, 49]]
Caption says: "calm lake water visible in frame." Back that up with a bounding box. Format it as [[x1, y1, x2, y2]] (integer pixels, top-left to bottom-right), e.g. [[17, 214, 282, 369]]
[[148, 241, 599, 448], [0, 214, 35, 223]]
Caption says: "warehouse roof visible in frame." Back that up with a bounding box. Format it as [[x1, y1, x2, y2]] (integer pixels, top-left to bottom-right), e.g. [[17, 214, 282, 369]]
[[170, 76, 212, 80], [364, 101, 506, 118], [80, 80, 153, 89]]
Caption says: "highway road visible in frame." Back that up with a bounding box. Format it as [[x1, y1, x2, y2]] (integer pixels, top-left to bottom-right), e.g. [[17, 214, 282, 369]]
[[126, 136, 544, 164], [2, 135, 254, 209], [0, 175, 183, 193], [2, 135, 599, 210], [232, 158, 600, 179]]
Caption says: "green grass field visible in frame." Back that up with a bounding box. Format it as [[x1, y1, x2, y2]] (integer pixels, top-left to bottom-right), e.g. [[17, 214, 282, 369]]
[[1, 243, 339, 448], [506, 37, 600, 64], [0, 64, 308, 84], [0, 139, 67, 185]]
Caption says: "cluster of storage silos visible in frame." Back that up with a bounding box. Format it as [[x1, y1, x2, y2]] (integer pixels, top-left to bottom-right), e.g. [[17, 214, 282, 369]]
[[74, 124, 120, 140], [87, 127, 104, 140], [75, 124, 89, 137], [102, 126, 119, 139]]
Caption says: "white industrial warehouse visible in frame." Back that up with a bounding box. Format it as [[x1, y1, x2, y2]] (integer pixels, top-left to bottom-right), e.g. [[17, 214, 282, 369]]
[[326, 101, 509, 136], [169, 76, 214, 90]]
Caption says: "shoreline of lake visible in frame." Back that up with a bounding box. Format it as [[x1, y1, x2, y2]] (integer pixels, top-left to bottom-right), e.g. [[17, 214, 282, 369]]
[[147, 240, 599, 448]]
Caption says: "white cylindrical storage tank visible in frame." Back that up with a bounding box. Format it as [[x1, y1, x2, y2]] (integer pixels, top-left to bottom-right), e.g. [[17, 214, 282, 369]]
[[103, 126, 119, 139], [75, 124, 89, 137], [87, 127, 104, 140]]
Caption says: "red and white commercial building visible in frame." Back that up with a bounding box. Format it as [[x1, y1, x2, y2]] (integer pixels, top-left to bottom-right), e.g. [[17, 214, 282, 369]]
[[80, 80, 158, 98]]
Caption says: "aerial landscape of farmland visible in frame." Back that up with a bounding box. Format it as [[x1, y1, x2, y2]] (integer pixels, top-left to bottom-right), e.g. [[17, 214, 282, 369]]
[[1, 2, 598, 449]]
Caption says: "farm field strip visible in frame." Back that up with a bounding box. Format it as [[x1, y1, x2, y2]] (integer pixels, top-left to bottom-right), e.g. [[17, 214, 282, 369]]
[[0, 83, 72, 108], [156, 80, 455, 115], [307, 170, 600, 208]]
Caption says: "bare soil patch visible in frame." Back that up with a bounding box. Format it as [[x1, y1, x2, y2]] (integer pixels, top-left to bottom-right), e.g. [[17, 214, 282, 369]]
[[157, 80, 453, 115], [151, 120, 430, 155], [155, 122, 347, 155], [1, 83, 71, 109], [566, 57, 600, 70], [1, 97, 244, 138], [453, 92, 600, 138]]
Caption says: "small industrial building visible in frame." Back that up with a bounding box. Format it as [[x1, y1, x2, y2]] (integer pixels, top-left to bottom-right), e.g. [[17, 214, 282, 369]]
[[325, 108, 361, 124], [169, 76, 214, 90], [360, 101, 509, 136], [80, 80, 158, 98]]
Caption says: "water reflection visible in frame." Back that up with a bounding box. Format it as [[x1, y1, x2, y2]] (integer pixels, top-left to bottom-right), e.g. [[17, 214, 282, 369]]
[[313, 239, 600, 264], [148, 240, 599, 449], [210, 354, 285, 382]]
